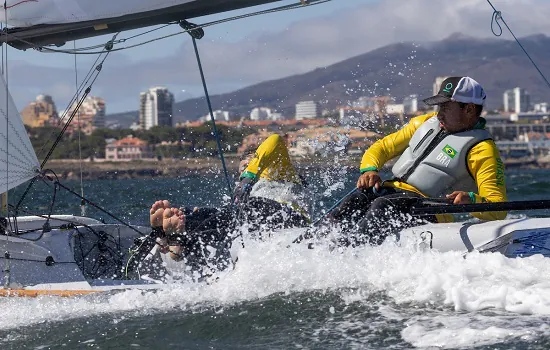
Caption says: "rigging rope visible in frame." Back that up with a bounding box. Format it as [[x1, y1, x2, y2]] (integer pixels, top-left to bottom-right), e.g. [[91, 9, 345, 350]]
[[6, 0, 329, 213], [486, 0, 550, 91], [180, 20, 233, 195], [2, 0, 11, 288], [14, 35, 118, 212], [8, 0, 330, 211], [73, 40, 86, 216], [2, 206, 124, 278], [36, 37, 115, 161], [1, 0, 331, 55], [42, 170, 147, 237], [36, 171, 185, 260]]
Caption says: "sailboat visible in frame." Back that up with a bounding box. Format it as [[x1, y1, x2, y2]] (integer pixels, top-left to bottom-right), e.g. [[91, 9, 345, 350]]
[[0, 0, 549, 296], [0, 0, 298, 296], [0, 70, 163, 295]]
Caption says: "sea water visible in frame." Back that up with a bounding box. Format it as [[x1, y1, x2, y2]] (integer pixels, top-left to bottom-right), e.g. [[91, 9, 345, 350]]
[[1, 168, 549, 349]]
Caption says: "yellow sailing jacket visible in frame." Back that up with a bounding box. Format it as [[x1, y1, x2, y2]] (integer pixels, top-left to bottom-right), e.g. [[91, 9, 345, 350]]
[[360, 112, 507, 221], [240, 134, 308, 218], [240, 134, 301, 183]]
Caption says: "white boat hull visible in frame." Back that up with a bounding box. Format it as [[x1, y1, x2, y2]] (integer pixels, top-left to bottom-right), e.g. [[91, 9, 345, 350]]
[[398, 217, 550, 257], [1, 216, 550, 294], [0, 215, 162, 293]]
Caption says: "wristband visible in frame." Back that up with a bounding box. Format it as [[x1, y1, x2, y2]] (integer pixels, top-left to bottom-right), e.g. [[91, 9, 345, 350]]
[[360, 166, 378, 174]]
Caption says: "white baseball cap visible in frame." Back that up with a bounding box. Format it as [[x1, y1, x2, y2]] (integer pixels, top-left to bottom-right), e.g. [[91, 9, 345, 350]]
[[423, 76, 487, 106]]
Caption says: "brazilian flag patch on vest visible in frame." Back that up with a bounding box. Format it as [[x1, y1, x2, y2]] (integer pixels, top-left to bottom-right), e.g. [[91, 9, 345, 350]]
[[442, 144, 458, 158]]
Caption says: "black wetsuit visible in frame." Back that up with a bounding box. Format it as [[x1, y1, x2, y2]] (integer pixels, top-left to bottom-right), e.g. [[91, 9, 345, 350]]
[[172, 197, 309, 274], [325, 186, 437, 246]]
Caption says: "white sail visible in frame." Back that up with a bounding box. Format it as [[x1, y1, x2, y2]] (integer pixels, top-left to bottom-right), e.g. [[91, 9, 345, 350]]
[[0, 74, 40, 192], [1, 0, 196, 27]]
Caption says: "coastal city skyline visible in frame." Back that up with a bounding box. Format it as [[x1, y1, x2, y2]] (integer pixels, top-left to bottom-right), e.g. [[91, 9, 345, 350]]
[[20, 73, 550, 168], [20, 76, 549, 132]]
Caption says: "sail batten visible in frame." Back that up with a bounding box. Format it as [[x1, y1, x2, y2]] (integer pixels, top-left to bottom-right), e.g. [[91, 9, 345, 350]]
[[0, 0, 283, 50], [0, 74, 40, 192]]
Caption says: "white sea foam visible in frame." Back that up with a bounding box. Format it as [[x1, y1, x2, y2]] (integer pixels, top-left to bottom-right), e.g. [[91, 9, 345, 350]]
[[1, 229, 550, 348], [402, 314, 550, 348]]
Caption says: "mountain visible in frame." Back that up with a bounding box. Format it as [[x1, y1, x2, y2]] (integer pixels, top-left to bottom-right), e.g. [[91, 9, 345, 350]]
[[105, 110, 138, 129], [106, 33, 550, 126]]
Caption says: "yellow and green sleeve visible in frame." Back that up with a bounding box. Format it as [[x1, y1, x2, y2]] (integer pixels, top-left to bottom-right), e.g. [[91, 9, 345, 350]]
[[360, 112, 436, 172], [466, 140, 507, 221], [240, 134, 300, 183]]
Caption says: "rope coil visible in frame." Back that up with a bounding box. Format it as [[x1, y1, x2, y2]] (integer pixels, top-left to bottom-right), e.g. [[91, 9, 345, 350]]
[[486, 0, 550, 91]]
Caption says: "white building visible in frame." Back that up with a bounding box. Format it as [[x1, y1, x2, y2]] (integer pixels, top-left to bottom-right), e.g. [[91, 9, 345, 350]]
[[403, 94, 418, 114], [85, 96, 106, 129], [139, 87, 174, 130], [270, 112, 283, 121], [64, 96, 105, 134], [250, 107, 272, 121], [503, 87, 530, 113], [484, 114, 513, 124], [534, 102, 548, 113], [199, 110, 231, 122], [386, 104, 404, 114], [510, 112, 550, 122], [105, 136, 154, 161], [295, 101, 320, 120]]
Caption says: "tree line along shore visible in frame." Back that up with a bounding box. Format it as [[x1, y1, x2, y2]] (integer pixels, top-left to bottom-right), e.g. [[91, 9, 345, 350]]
[[45, 156, 542, 181]]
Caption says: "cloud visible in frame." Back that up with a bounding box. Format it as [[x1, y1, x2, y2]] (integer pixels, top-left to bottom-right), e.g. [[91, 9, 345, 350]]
[[6, 0, 550, 113]]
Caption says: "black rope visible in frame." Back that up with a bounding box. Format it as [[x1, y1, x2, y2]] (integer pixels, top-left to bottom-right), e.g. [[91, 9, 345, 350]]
[[5, 204, 124, 274], [12, 223, 77, 235], [4, 205, 125, 278], [0, 256, 76, 264], [179, 20, 233, 196], [40, 35, 116, 168], [490, 10, 503, 36], [35, 41, 108, 161], [15, 174, 59, 242], [41, 87, 91, 167], [74, 39, 86, 215], [8, 203, 90, 237], [12, 172, 186, 263], [14, 36, 117, 212], [486, 0, 550, 90], [51, 177, 145, 237]]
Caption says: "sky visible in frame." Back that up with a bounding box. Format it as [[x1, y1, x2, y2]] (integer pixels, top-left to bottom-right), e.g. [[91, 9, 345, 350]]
[[3, 0, 550, 115]]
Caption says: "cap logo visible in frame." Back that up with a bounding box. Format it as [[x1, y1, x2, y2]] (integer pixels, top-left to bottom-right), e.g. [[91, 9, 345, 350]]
[[442, 83, 453, 93]]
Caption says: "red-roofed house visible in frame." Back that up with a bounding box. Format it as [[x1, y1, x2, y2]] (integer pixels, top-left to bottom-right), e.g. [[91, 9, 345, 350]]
[[105, 136, 154, 161]]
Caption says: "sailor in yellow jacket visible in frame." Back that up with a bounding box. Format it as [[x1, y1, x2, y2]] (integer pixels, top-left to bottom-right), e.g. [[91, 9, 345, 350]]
[[145, 133, 309, 276], [235, 133, 307, 213], [327, 76, 507, 246]]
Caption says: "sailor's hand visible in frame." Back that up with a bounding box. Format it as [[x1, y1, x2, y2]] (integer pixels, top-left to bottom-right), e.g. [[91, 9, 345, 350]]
[[234, 177, 255, 205], [357, 171, 381, 189], [446, 191, 472, 204]]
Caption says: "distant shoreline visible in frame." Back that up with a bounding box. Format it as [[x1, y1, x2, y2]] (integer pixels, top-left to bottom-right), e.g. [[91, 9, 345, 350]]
[[44, 157, 546, 181]]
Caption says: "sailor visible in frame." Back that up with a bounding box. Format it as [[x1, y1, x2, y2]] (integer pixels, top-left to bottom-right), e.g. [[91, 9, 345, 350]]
[[148, 134, 310, 275], [325, 76, 507, 246]]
